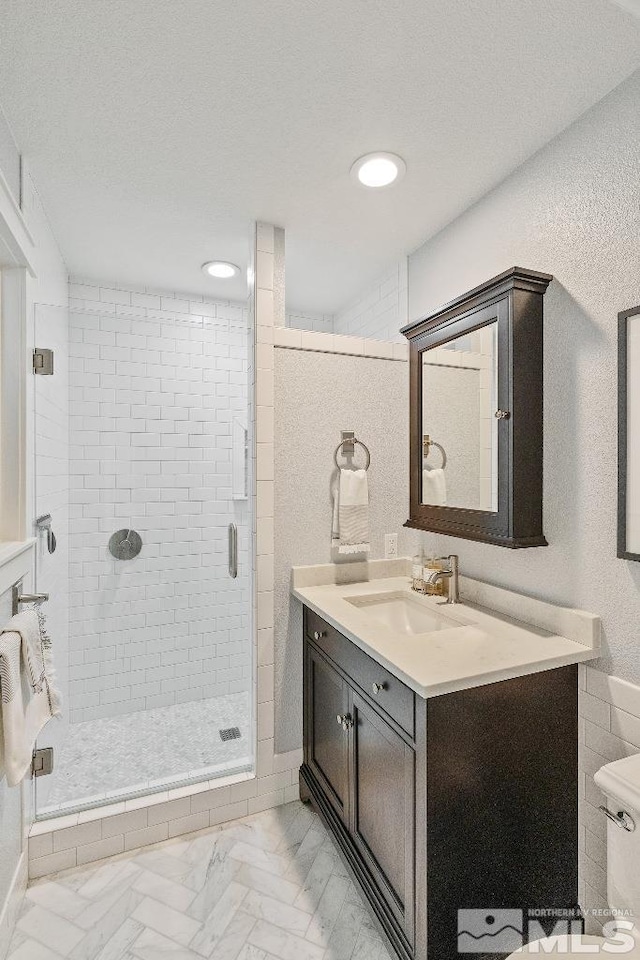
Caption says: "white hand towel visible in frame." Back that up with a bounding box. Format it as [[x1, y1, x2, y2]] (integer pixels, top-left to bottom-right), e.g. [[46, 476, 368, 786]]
[[422, 467, 447, 506], [332, 468, 370, 555], [0, 610, 61, 787], [10, 610, 62, 716]]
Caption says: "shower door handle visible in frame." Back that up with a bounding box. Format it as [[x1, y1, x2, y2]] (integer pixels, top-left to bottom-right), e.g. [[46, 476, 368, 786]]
[[228, 523, 238, 579]]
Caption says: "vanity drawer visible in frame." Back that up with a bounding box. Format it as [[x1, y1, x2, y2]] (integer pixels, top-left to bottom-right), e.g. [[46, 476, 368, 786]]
[[305, 608, 415, 737]]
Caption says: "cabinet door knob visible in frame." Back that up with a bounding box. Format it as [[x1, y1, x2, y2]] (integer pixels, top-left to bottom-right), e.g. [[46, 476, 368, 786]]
[[341, 714, 353, 731], [494, 409, 511, 420], [336, 714, 344, 726], [313, 630, 326, 641], [372, 682, 386, 695]]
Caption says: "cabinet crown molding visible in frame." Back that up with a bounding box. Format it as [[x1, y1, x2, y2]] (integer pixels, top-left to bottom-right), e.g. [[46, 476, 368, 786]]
[[401, 266, 553, 339]]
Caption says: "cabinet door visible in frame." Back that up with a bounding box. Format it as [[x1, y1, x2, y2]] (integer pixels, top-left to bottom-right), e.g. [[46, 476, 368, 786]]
[[304, 641, 350, 823], [350, 690, 415, 946]]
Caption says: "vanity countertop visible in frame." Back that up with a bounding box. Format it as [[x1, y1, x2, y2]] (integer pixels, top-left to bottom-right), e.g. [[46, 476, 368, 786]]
[[292, 560, 600, 699]]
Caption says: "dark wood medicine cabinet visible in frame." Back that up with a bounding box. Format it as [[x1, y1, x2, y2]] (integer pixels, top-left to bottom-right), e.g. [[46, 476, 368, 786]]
[[402, 267, 553, 548]]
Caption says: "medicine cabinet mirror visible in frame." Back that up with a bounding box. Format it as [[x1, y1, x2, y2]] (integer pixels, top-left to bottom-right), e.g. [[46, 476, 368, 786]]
[[403, 267, 552, 548]]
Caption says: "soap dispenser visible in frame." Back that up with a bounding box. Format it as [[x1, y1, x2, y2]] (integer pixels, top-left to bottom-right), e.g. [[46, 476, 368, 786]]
[[412, 551, 425, 592], [423, 555, 446, 597]]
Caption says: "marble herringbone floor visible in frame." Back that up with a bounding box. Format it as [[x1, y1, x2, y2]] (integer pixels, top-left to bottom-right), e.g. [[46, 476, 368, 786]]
[[8, 801, 394, 960]]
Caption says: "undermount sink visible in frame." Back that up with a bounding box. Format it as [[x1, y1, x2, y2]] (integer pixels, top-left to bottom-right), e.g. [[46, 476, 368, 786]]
[[344, 591, 460, 635]]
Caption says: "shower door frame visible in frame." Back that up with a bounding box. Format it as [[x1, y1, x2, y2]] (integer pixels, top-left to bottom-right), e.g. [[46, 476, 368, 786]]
[[32, 280, 257, 819]]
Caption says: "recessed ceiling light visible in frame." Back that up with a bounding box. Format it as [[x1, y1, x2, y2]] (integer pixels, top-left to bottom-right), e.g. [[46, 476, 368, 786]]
[[351, 152, 406, 188], [201, 261, 241, 279]]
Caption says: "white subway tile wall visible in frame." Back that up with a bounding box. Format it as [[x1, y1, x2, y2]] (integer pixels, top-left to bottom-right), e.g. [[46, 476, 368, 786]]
[[67, 279, 251, 724], [579, 665, 640, 933], [332, 259, 408, 343], [273, 326, 409, 361], [284, 309, 334, 334], [27, 765, 301, 878]]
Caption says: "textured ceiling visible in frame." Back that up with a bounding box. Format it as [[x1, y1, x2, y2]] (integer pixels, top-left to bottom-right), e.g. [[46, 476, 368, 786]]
[[1, 0, 639, 312]]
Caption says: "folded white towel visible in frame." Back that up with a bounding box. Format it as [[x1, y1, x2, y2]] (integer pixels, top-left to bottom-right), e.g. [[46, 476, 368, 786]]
[[423, 467, 447, 506], [0, 610, 61, 787], [332, 468, 370, 555]]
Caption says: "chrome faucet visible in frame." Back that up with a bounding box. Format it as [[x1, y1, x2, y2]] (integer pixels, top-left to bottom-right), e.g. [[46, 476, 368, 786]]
[[424, 555, 460, 604]]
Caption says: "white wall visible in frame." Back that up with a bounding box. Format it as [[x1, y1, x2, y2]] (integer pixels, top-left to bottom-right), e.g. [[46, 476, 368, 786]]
[[0, 582, 25, 960], [0, 108, 20, 207], [407, 68, 640, 928], [0, 163, 68, 953], [274, 345, 417, 753], [66, 280, 250, 723], [333, 259, 408, 342]]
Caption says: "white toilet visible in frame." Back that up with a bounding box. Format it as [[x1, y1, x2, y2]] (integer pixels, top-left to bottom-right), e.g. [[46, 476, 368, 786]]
[[508, 753, 640, 957]]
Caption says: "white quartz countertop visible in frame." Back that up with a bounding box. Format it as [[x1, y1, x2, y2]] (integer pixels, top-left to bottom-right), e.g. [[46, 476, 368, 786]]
[[292, 561, 600, 699]]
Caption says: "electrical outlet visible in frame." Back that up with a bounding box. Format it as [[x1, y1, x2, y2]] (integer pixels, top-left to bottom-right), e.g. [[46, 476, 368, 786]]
[[384, 533, 398, 559]]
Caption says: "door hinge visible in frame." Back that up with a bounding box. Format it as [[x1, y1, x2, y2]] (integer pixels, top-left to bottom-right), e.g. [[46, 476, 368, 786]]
[[32, 747, 54, 778], [33, 348, 54, 375]]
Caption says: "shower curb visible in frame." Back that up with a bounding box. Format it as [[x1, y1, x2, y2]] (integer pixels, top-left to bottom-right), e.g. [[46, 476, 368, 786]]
[[28, 749, 302, 879]]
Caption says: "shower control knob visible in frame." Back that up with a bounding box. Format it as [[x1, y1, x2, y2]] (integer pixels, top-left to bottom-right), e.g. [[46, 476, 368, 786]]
[[313, 631, 326, 641], [108, 529, 142, 560], [494, 409, 511, 420], [372, 682, 386, 695]]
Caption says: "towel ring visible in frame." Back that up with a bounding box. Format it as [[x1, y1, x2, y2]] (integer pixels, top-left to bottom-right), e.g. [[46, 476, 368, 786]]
[[334, 438, 371, 471], [423, 436, 447, 470]]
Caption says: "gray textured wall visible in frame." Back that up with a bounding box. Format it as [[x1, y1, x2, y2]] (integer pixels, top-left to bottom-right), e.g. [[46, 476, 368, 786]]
[[409, 68, 640, 684], [274, 348, 416, 752]]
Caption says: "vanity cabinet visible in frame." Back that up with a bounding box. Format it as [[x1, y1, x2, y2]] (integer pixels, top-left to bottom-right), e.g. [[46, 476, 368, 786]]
[[303, 617, 417, 946], [300, 607, 580, 960], [350, 689, 416, 942], [305, 642, 350, 824]]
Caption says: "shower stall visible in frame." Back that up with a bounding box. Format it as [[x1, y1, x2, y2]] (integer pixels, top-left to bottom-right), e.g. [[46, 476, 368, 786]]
[[33, 276, 254, 817]]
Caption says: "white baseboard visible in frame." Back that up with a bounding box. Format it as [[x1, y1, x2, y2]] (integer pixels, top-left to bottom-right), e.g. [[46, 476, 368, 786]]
[[0, 852, 27, 960]]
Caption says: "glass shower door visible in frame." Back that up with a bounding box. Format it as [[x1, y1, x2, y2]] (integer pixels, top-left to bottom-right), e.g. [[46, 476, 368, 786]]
[[34, 284, 254, 818]]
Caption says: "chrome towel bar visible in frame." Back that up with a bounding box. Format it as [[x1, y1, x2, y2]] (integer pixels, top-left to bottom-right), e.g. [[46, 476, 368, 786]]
[[334, 431, 371, 471]]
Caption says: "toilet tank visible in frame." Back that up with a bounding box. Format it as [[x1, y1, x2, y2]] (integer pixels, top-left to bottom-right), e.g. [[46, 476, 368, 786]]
[[594, 753, 640, 923]]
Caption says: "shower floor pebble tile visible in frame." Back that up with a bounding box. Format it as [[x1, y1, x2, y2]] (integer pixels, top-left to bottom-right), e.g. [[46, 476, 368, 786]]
[[9, 801, 393, 960], [41, 693, 251, 813]]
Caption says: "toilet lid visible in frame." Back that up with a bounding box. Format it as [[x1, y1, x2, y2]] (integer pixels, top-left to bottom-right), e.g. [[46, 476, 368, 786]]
[[508, 934, 640, 957]]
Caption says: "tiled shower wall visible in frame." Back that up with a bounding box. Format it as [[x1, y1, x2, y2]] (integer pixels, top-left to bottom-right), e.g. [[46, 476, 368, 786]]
[[284, 260, 407, 339], [67, 280, 250, 723], [284, 308, 334, 334], [333, 258, 408, 342]]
